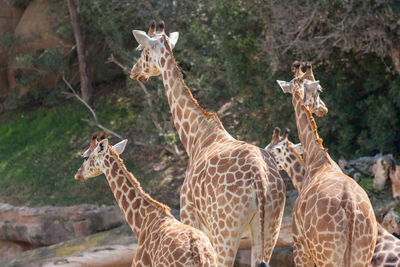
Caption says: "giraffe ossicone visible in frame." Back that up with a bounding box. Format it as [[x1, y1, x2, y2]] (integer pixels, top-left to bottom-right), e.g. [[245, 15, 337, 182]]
[[130, 21, 285, 267], [75, 132, 217, 266]]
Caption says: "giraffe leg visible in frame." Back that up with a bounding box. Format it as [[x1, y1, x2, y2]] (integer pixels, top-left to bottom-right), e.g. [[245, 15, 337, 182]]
[[210, 232, 241, 267], [262, 185, 286, 263], [250, 213, 264, 267], [292, 237, 314, 267]]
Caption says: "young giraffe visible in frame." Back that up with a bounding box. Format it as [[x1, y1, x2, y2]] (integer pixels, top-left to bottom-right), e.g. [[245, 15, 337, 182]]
[[267, 127, 400, 267], [276, 62, 378, 266], [130, 21, 285, 267], [74, 132, 217, 267]]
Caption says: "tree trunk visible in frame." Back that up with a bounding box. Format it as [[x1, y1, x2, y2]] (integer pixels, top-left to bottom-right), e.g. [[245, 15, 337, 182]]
[[389, 45, 400, 76], [67, 0, 92, 104]]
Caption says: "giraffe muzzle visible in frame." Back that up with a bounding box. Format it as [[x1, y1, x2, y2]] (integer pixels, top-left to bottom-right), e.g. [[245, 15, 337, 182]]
[[74, 173, 85, 182], [315, 106, 328, 117], [130, 72, 149, 83]]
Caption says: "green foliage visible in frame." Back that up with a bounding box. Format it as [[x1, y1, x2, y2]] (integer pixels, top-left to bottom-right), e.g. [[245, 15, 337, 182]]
[[1, 0, 400, 207], [358, 177, 374, 194], [315, 53, 400, 159], [0, 88, 145, 206]]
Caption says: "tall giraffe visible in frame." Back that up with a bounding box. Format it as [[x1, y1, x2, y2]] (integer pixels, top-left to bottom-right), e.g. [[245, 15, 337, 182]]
[[276, 62, 378, 266], [130, 21, 285, 267], [74, 132, 217, 266], [266, 127, 400, 267]]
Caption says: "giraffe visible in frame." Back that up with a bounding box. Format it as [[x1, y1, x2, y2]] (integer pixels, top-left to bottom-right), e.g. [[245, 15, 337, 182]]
[[275, 62, 378, 266], [130, 21, 285, 267], [266, 127, 400, 267], [74, 132, 217, 267]]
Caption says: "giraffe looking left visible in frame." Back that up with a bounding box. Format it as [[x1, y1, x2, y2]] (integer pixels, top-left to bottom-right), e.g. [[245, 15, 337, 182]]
[[130, 21, 285, 267], [75, 132, 217, 267]]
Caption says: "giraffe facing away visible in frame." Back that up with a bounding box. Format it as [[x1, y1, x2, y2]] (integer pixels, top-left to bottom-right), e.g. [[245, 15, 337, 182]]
[[266, 127, 400, 267], [74, 132, 217, 267], [130, 21, 286, 267], [276, 62, 378, 266]]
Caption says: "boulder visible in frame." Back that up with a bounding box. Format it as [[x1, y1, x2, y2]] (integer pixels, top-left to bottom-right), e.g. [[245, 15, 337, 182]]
[[13, 0, 65, 52], [0, 239, 38, 261], [0, 0, 25, 99], [0, 1, 24, 34], [390, 165, 400, 199], [372, 155, 394, 190], [9, 0, 70, 95], [0, 203, 125, 246], [0, 225, 137, 267], [381, 208, 400, 236], [1, 224, 294, 267]]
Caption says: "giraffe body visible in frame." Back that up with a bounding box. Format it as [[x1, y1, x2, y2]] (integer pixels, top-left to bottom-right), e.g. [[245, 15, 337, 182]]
[[75, 133, 217, 267], [275, 62, 377, 267], [130, 22, 285, 267], [372, 225, 400, 267], [267, 128, 400, 267]]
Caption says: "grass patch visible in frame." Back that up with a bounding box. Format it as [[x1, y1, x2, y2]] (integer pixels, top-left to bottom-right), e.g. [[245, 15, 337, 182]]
[[0, 86, 148, 206]]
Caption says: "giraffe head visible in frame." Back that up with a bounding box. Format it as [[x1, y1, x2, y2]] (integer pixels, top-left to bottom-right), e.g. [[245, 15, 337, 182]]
[[266, 127, 304, 190], [75, 132, 128, 182], [277, 61, 328, 117], [130, 20, 179, 82]]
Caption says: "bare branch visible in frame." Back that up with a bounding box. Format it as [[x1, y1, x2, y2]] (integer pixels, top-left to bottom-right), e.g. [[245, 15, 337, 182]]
[[106, 54, 129, 73], [282, 10, 316, 55], [62, 75, 98, 123], [62, 75, 124, 140]]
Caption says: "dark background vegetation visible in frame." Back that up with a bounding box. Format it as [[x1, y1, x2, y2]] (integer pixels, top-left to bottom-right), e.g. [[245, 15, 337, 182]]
[[0, 0, 399, 207]]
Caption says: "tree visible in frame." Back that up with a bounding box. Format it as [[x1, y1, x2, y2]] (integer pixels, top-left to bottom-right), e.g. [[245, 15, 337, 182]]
[[261, 0, 400, 75], [67, 0, 93, 103]]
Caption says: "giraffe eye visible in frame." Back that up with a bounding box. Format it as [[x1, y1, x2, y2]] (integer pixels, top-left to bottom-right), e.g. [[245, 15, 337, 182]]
[[276, 147, 282, 153]]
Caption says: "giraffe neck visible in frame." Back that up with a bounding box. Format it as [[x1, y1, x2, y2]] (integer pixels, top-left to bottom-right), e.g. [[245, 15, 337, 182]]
[[102, 148, 172, 237], [158, 36, 224, 156], [284, 150, 306, 192], [292, 91, 332, 172]]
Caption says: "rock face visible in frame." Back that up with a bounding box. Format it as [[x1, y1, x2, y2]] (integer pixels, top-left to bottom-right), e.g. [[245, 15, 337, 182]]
[[0, 225, 137, 267], [390, 165, 400, 199], [0, 202, 125, 251], [13, 0, 64, 52], [0, 239, 38, 261], [0, 224, 294, 267], [0, 0, 24, 100]]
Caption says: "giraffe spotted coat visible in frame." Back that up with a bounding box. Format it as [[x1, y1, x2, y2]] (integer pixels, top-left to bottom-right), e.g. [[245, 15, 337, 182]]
[[75, 133, 217, 267], [276, 62, 377, 267], [130, 21, 285, 267], [267, 127, 400, 267]]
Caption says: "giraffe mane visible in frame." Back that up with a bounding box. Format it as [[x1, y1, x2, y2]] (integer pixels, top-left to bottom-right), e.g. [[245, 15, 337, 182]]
[[294, 89, 328, 153], [162, 35, 223, 128], [108, 146, 172, 214], [287, 141, 305, 166]]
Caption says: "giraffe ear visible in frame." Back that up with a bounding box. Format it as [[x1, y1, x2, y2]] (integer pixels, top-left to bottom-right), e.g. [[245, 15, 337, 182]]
[[112, 139, 128, 155], [82, 148, 90, 158], [169, 32, 179, 49], [132, 30, 156, 48], [276, 80, 294, 93], [292, 143, 303, 155], [94, 139, 109, 156]]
